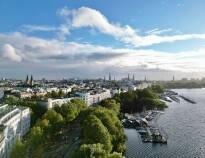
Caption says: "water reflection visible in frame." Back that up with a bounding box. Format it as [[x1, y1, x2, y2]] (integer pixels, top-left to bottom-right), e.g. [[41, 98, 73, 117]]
[[125, 89, 205, 158]]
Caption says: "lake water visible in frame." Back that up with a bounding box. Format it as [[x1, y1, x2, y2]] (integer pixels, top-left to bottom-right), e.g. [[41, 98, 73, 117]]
[[125, 89, 205, 158]]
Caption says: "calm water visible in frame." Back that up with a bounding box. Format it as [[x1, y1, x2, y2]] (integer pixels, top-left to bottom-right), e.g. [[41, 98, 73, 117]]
[[125, 89, 205, 158]]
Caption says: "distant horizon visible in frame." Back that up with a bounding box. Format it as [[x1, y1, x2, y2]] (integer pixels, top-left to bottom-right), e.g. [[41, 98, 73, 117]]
[[1, 73, 205, 81]]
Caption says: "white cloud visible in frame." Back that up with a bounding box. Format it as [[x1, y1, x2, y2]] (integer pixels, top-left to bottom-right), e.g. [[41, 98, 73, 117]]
[[21, 25, 57, 32], [21, 24, 70, 40], [1, 44, 22, 62], [0, 32, 205, 74], [146, 28, 173, 35], [58, 7, 205, 47]]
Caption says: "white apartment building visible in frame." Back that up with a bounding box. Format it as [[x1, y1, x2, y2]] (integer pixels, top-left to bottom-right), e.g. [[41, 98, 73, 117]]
[[75, 92, 91, 106], [39, 97, 76, 109], [0, 88, 4, 99], [76, 89, 111, 106], [0, 104, 30, 158]]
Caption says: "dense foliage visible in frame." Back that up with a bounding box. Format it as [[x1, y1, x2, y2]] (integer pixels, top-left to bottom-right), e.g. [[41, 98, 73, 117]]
[[71, 106, 126, 158], [114, 87, 167, 113], [10, 98, 125, 158]]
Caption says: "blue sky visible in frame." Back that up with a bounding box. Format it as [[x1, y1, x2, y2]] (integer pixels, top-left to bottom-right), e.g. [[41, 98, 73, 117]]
[[1, 0, 205, 80]]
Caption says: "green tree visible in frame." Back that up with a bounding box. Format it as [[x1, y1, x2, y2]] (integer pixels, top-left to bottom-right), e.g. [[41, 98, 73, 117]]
[[91, 107, 126, 153], [54, 99, 86, 123], [72, 143, 107, 158], [10, 140, 27, 158], [83, 114, 112, 152], [100, 99, 120, 114], [42, 110, 64, 137], [58, 89, 65, 97], [151, 85, 165, 93]]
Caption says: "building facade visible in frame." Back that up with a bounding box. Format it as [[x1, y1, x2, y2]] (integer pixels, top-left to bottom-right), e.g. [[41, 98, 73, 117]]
[[0, 104, 30, 158], [76, 89, 111, 106], [0, 88, 4, 99], [39, 97, 76, 109]]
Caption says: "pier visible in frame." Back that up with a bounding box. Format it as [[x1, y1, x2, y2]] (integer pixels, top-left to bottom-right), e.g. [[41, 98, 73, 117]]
[[123, 111, 168, 144], [162, 90, 196, 104], [179, 95, 196, 104]]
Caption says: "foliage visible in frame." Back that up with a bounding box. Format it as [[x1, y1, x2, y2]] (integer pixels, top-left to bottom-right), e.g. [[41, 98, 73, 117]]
[[99, 99, 120, 114], [10, 140, 27, 158], [45, 90, 66, 98], [151, 85, 165, 93], [41, 110, 64, 137], [115, 87, 167, 113], [10, 99, 125, 158], [71, 143, 124, 158], [73, 106, 126, 157], [82, 114, 112, 152], [54, 99, 86, 122]]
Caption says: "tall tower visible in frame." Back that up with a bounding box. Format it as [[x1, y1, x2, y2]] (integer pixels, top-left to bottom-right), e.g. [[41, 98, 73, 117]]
[[173, 75, 175, 81], [30, 75, 34, 86], [109, 72, 111, 81], [128, 73, 130, 80], [104, 76, 106, 82], [144, 75, 147, 82], [133, 74, 135, 81], [26, 75, 29, 85]]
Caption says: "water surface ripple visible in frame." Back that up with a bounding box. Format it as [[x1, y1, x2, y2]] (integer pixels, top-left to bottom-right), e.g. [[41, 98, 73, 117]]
[[125, 89, 205, 158]]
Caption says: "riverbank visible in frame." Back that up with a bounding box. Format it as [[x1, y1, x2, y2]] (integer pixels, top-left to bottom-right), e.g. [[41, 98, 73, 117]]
[[123, 110, 167, 145], [125, 89, 205, 158]]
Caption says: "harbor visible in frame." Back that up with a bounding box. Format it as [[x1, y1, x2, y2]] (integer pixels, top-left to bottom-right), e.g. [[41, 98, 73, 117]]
[[161, 90, 196, 104], [123, 89, 197, 146], [122, 110, 168, 144]]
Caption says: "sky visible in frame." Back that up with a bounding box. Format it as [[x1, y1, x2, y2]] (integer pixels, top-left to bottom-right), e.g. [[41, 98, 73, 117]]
[[1, 0, 205, 80]]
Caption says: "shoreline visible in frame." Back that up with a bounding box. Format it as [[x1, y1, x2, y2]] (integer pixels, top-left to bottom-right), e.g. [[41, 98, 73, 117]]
[[123, 110, 167, 145]]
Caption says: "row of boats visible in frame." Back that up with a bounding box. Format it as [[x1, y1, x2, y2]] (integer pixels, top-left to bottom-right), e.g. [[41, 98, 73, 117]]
[[123, 111, 168, 144]]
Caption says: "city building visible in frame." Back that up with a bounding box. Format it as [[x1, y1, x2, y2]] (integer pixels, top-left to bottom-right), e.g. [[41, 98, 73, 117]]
[[25, 75, 34, 87], [39, 97, 76, 109], [0, 88, 4, 99], [76, 89, 111, 106], [0, 104, 30, 158]]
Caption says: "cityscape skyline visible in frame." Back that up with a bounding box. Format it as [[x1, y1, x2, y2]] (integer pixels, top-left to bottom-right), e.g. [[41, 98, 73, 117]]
[[1, 0, 205, 79]]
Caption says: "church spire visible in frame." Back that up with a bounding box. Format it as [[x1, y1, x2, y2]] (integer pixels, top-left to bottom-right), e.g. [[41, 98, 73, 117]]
[[30, 75, 34, 86], [26, 75, 29, 85], [109, 72, 111, 81]]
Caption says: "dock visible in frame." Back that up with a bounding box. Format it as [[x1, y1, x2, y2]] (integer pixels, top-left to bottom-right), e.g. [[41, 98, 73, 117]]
[[123, 111, 168, 145], [179, 95, 196, 104]]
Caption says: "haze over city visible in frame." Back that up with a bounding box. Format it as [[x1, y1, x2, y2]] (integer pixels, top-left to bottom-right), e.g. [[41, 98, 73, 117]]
[[1, 0, 205, 80]]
